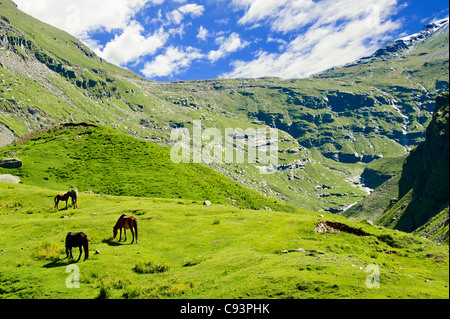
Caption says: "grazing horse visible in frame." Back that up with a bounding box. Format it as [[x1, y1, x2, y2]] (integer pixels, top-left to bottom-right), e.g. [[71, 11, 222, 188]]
[[54, 189, 78, 209], [55, 191, 71, 209], [113, 214, 138, 244], [65, 232, 89, 262], [70, 189, 78, 209]]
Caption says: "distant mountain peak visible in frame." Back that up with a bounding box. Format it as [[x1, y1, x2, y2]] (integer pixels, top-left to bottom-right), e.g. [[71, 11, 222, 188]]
[[313, 17, 449, 77], [398, 17, 449, 44], [372, 17, 449, 59]]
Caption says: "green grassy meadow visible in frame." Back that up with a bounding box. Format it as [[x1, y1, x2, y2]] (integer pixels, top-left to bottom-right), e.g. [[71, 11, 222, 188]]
[[0, 181, 448, 299]]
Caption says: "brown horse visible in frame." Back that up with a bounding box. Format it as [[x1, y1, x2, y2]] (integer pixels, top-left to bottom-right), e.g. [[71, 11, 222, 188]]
[[113, 214, 138, 244], [54, 189, 78, 209], [65, 232, 89, 262], [55, 191, 71, 209]]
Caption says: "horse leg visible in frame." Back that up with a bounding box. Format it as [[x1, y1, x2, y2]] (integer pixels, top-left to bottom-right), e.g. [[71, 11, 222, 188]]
[[118, 228, 122, 242], [83, 241, 89, 261], [135, 225, 138, 244], [124, 228, 127, 242], [130, 227, 135, 244], [76, 246, 82, 262], [72, 196, 77, 209]]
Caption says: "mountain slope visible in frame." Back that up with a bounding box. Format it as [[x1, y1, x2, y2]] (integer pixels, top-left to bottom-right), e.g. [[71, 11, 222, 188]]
[[376, 90, 449, 242]]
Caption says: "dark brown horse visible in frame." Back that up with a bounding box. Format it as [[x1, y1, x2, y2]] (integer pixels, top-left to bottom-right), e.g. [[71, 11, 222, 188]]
[[65, 232, 89, 262], [54, 189, 78, 209], [113, 214, 138, 244]]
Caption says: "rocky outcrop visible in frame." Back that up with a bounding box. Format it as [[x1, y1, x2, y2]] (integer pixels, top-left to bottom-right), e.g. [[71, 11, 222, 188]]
[[0, 174, 20, 183], [0, 157, 22, 168], [326, 91, 376, 113], [0, 123, 17, 147]]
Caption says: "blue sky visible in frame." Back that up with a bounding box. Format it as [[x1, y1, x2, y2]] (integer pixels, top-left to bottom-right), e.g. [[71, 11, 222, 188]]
[[14, 0, 449, 81]]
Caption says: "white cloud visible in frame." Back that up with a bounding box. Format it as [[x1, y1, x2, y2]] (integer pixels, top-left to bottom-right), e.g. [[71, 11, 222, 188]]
[[208, 33, 250, 63], [98, 21, 169, 66], [179, 3, 205, 17], [232, 0, 289, 26], [167, 3, 205, 25], [225, 0, 401, 78], [14, 0, 160, 37], [267, 36, 288, 51], [141, 46, 204, 78], [197, 26, 209, 41], [167, 9, 185, 25]]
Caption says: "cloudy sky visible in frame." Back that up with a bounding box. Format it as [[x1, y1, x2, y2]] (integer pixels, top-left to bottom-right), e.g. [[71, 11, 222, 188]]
[[14, 0, 449, 81]]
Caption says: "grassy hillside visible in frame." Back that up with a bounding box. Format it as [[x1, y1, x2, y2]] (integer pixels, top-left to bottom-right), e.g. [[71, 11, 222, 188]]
[[343, 175, 401, 223], [0, 181, 448, 299], [414, 207, 449, 244], [0, 123, 293, 212]]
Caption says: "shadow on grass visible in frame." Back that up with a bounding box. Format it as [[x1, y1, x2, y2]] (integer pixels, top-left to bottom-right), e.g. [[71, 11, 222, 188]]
[[43, 258, 77, 268], [102, 238, 123, 246]]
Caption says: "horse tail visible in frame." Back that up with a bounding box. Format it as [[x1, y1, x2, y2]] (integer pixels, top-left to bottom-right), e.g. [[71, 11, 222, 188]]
[[83, 237, 89, 260], [134, 219, 138, 243]]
